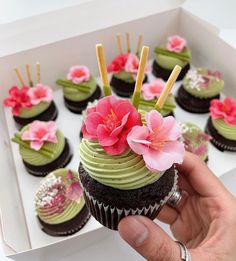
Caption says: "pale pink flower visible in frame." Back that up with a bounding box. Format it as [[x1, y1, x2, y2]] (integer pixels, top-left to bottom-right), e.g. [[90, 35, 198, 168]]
[[127, 110, 185, 172], [66, 181, 83, 203], [22, 121, 58, 151], [67, 65, 90, 84], [125, 53, 139, 74], [82, 96, 142, 155], [166, 35, 186, 53], [27, 83, 53, 105], [142, 79, 165, 100]]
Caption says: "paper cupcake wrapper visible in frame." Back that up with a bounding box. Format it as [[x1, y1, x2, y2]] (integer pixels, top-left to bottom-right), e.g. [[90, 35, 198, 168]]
[[82, 170, 178, 230]]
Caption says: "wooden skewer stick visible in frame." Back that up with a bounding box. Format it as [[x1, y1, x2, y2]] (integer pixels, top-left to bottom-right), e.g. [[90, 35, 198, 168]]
[[14, 68, 25, 87], [36, 62, 41, 83], [126, 32, 131, 53], [132, 46, 149, 109], [136, 34, 143, 56], [25, 64, 33, 87], [155, 65, 182, 111], [96, 44, 112, 96], [116, 33, 123, 54]]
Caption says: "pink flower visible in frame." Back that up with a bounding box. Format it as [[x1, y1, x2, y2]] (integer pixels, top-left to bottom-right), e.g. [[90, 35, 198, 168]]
[[125, 53, 139, 74], [67, 65, 90, 84], [127, 110, 185, 172], [210, 97, 236, 125], [3, 86, 32, 116], [142, 79, 165, 100], [207, 69, 221, 80], [166, 35, 186, 53], [22, 121, 58, 150], [201, 69, 222, 88], [82, 96, 142, 155], [27, 83, 53, 105], [66, 181, 83, 203], [107, 54, 129, 73]]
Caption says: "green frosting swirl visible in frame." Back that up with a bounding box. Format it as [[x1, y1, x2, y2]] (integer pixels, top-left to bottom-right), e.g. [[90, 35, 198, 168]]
[[155, 47, 191, 70], [183, 68, 224, 98], [79, 139, 165, 190], [19, 102, 50, 119], [19, 128, 65, 166], [62, 76, 97, 102], [36, 169, 85, 225], [212, 119, 236, 141], [113, 70, 135, 83]]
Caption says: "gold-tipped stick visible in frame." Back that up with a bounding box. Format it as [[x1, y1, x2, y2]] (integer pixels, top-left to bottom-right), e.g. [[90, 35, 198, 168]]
[[36, 62, 41, 83], [14, 68, 25, 87], [96, 44, 112, 96], [132, 46, 149, 109], [155, 65, 182, 111], [116, 33, 123, 54], [25, 64, 33, 87], [126, 32, 131, 53], [136, 34, 143, 56]]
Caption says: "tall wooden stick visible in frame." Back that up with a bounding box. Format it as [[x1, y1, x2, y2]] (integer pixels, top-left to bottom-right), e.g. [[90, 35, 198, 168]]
[[136, 34, 143, 56], [36, 62, 41, 83], [25, 64, 33, 87], [116, 33, 123, 54], [126, 32, 131, 53], [14, 68, 25, 87]]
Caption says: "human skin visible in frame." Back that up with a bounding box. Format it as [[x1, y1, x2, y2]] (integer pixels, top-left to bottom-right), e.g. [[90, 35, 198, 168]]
[[118, 152, 236, 261]]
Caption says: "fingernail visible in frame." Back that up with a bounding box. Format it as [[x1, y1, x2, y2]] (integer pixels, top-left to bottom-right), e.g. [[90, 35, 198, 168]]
[[120, 217, 149, 247]]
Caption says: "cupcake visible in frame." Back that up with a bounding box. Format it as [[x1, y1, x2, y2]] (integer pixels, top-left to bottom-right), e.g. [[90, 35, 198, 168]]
[[176, 67, 224, 113], [11, 121, 72, 176], [108, 53, 149, 97], [79, 96, 184, 230], [34, 168, 90, 236], [152, 35, 191, 81], [139, 79, 176, 117], [4, 84, 58, 128], [181, 122, 211, 162], [56, 65, 101, 114], [205, 97, 236, 152]]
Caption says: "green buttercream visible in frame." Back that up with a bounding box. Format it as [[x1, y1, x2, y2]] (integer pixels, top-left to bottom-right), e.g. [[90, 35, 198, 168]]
[[79, 139, 165, 190], [212, 118, 236, 141], [155, 46, 191, 70], [139, 94, 176, 117], [36, 169, 85, 225], [113, 70, 135, 83], [19, 102, 50, 119], [19, 128, 65, 166], [183, 68, 224, 98], [60, 76, 97, 102]]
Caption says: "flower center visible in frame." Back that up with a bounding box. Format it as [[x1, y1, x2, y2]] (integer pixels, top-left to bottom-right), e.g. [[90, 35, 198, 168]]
[[148, 130, 165, 151], [35, 88, 46, 98], [35, 127, 48, 139], [72, 69, 85, 78], [103, 109, 119, 131]]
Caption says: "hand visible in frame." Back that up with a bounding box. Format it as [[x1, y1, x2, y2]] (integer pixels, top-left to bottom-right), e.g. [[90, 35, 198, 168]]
[[118, 152, 236, 261]]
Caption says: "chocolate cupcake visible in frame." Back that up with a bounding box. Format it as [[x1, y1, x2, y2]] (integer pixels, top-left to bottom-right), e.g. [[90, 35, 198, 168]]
[[205, 97, 236, 152], [139, 78, 176, 117], [4, 84, 58, 129], [152, 35, 191, 81], [79, 96, 184, 230], [35, 168, 90, 236], [56, 65, 101, 114], [181, 122, 211, 162], [108, 53, 148, 97], [11, 121, 72, 176], [176, 67, 224, 113]]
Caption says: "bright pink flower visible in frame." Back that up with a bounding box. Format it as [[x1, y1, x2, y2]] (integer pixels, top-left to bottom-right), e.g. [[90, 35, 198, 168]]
[[27, 83, 53, 105], [66, 181, 83, 203], [142, 79, 165, 100], [67, 65, 90, 84], [166, 35, 186, 53], [3, 86, 32, 116], [82, 96, 142, 155], [127, 110, 184, 172], [210, 97, 236, 125], [22, 121, 58, 151], [107, 54, 129, 73]]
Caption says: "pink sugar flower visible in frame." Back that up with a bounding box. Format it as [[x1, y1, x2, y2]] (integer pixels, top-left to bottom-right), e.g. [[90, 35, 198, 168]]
[[66, 181, 83, 203], [27, 83, 53, 105], [67, 65, 90, 84], [125, 53, 139, 74], [4, 86, 32, 116], [210, 97, 236, 125], [142, 79, 165, 100], [127, 110, 184, 172], [166, 35, 186, 53], [207, 69, 221, 80], [22, 121, 58, 151], [82, 96, 142, 155], [107, 54, 129, 73]]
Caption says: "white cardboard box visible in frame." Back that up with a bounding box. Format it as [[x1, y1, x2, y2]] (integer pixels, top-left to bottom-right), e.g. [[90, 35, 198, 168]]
[[1, 1, 236, 260]]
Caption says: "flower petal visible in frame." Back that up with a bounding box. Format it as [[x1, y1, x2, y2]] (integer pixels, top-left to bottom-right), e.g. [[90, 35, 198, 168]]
[[97, 125, 119, 146], [145, 110, 163, 133], [84, 112, 103, 135], [103, 131, 128, 155], [157, 116, 182, 141]]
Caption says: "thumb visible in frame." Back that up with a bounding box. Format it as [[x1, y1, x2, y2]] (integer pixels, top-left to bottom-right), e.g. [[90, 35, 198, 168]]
[[118, 215, 181, 261]]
